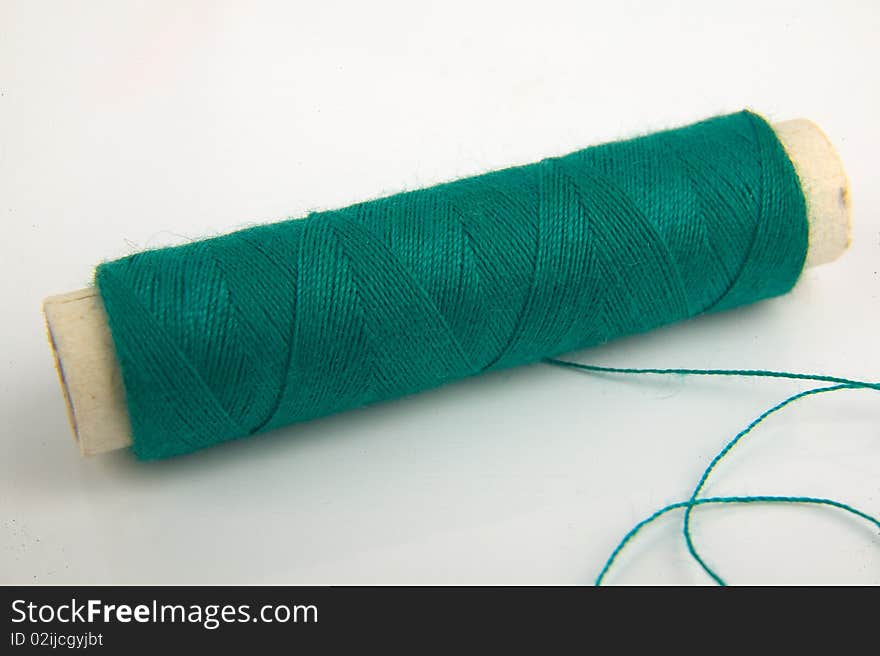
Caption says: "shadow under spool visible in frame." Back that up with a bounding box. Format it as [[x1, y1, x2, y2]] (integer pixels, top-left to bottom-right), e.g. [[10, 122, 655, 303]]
[[43, 114, 851, 458]]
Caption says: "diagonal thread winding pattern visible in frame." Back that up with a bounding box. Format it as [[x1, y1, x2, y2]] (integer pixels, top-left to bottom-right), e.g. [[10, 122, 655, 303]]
[[96, 111, 808, 459]]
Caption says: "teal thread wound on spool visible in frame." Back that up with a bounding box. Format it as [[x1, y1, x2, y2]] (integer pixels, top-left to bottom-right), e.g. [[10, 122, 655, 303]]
[[95, 110, 808, 459]]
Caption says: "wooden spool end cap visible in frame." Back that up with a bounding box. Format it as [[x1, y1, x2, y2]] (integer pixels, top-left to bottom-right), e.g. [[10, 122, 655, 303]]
[[43, 288, 133, 455], [774, 119, 851, 267]]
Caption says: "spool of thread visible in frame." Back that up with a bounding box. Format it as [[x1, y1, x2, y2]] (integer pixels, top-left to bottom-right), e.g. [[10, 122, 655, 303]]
[[43, 111, 851, 458]]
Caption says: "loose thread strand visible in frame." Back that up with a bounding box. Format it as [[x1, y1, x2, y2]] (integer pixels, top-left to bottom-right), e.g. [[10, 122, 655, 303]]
[[544, 358, 880, 585]]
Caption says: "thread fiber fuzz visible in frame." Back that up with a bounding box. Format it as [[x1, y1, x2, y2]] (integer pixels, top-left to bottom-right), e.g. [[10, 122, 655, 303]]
[[97, 111, 808, 459]]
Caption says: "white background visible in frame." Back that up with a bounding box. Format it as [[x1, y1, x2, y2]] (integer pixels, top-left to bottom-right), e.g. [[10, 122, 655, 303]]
[[2, 1, 878, 585]]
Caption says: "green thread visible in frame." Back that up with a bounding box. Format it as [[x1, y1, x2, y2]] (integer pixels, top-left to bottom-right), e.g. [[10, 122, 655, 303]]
[[545, 359, 880, 585], [94, 110, 875, 582], [95, 110, 808, 459]]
